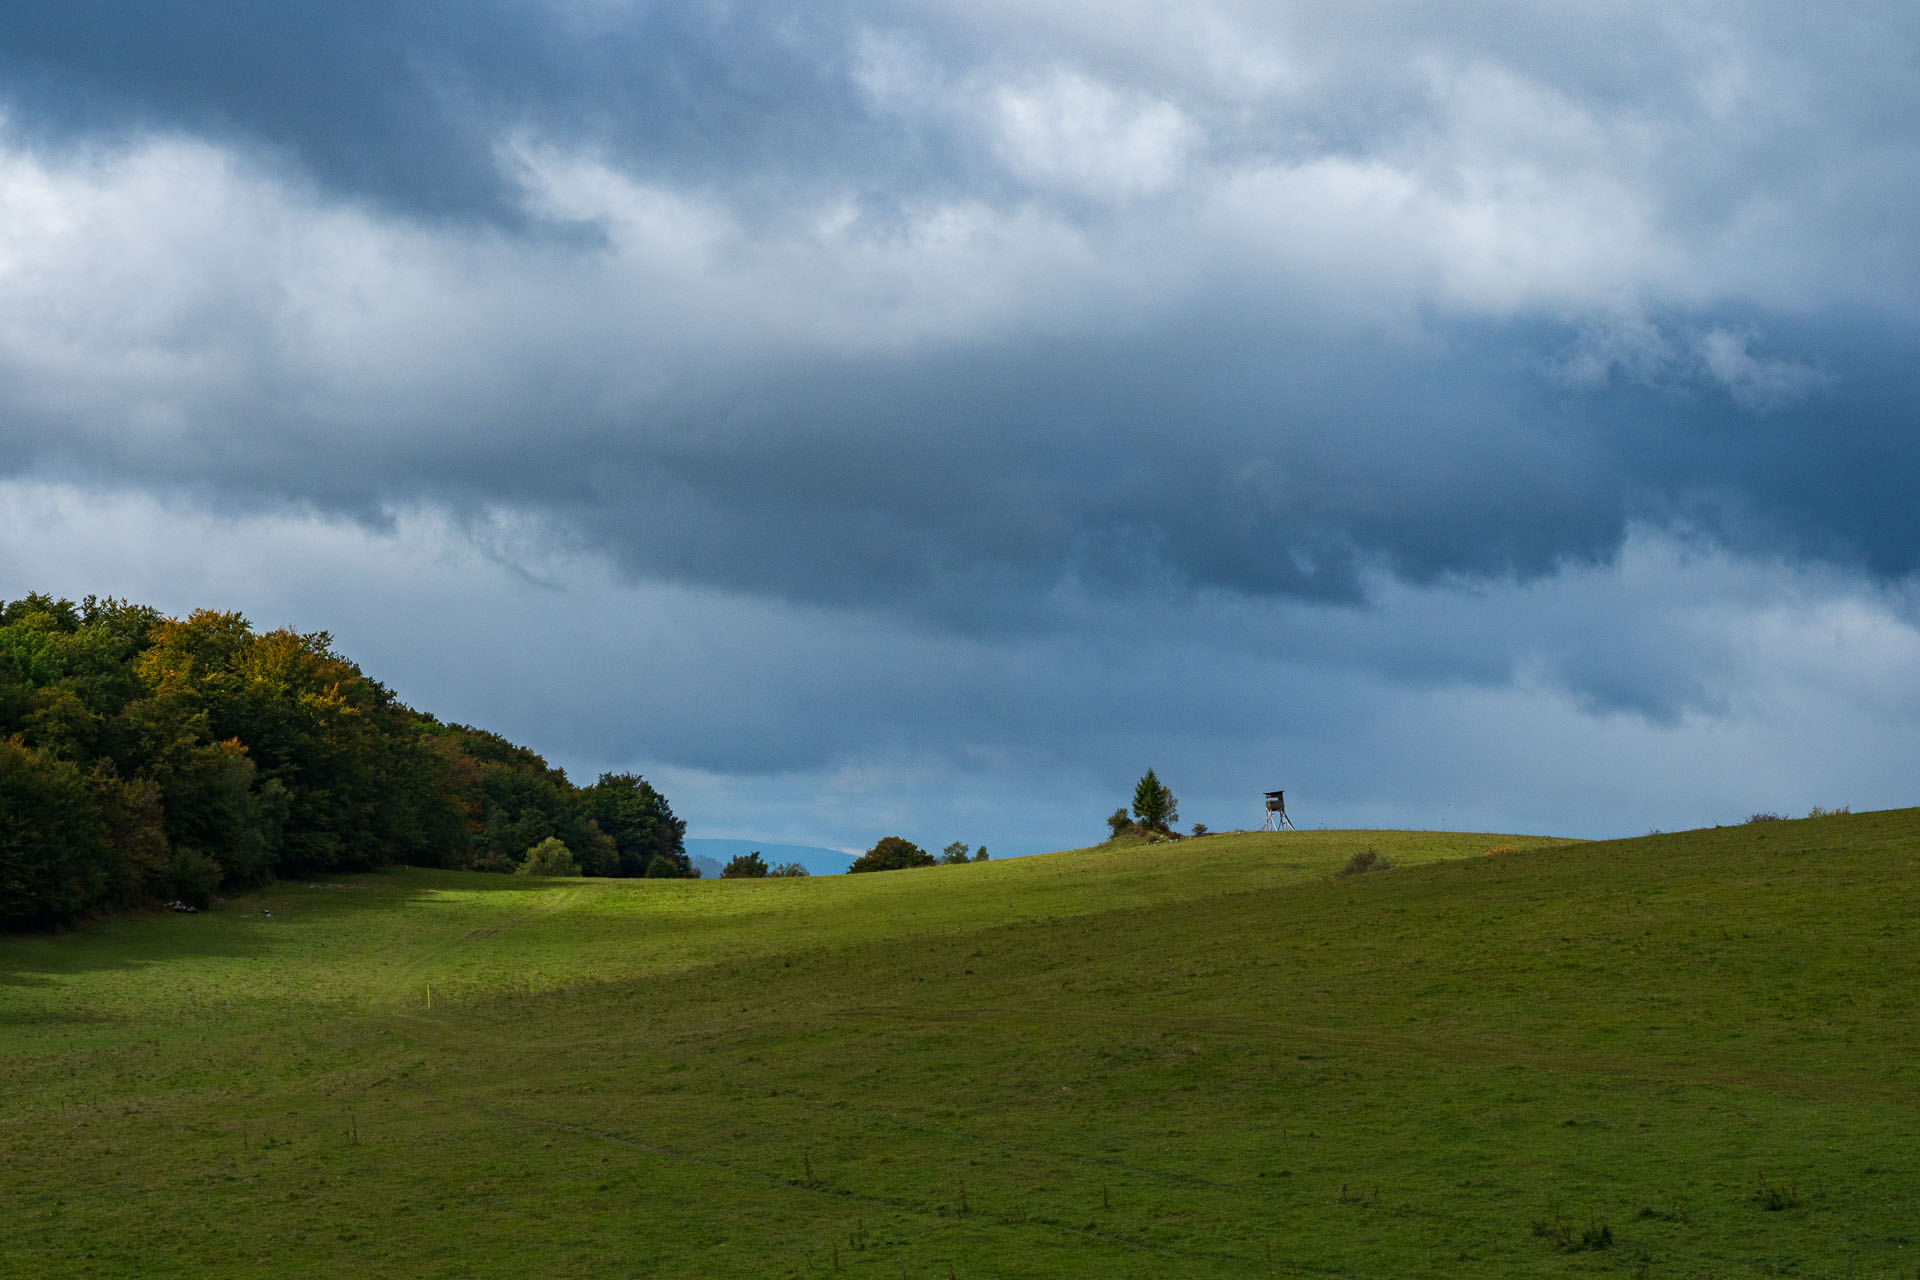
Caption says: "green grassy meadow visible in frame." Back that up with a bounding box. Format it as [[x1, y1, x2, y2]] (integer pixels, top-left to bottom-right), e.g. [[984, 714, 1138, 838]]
[[3, 816, 1918, 1277]]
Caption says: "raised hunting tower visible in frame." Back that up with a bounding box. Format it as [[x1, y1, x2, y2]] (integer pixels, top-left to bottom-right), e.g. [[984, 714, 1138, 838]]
[[1261, 790, 1296, 832]]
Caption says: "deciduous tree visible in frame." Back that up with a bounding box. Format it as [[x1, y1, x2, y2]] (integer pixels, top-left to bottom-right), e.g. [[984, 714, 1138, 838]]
[[587, 771, 690, 877], [848, 836, 935, 873], [0, 592, 692, 928], [722, 851, 769, 878]]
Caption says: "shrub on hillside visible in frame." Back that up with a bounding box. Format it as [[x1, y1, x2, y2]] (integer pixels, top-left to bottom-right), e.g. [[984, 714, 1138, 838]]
[[1746, 812, 1784, 824], [768, 861, 809, 877], [516, 837, 581, 877], [1336, 847, 1393, 877]]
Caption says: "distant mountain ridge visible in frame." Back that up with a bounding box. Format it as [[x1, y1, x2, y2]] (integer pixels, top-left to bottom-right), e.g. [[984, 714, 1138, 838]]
[[685, 838, 857, 877]]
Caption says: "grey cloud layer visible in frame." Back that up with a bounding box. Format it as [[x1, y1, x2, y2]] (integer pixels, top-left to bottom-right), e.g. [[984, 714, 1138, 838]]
[[10, 2, 1917, 266], [3, 1, 1918, 748]]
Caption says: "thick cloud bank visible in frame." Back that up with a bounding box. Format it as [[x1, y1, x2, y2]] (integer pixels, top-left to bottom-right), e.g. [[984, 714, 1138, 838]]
[[3, 2, 1916, 847]]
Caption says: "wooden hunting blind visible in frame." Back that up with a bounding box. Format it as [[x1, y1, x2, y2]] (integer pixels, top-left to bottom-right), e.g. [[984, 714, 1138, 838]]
[[1262, 790, 1296, 832]]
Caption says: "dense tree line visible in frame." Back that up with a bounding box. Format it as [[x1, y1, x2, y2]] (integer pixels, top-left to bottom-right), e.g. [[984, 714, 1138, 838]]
[[0, 593, 688, 929], [841, 836, 988, 874], [718, 851, 809, 878]]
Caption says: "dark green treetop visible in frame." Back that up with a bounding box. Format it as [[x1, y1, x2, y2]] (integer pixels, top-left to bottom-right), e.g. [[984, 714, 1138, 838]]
[[722, 851, 770, 878], [1131, 768, 1178, 833], [848, 836, 935, 873]]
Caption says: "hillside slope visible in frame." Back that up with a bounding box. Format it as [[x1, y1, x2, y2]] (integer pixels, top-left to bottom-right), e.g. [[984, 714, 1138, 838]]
[[2, 816, 1915, 1276]]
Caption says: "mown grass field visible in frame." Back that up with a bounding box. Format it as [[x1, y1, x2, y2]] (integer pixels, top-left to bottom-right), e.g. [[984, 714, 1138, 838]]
[[2, 816, 1917, 1278]]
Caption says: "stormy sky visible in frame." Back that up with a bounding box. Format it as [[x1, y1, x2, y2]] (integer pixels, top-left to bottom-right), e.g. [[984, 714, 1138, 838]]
[[3, 1, 1916, 853]]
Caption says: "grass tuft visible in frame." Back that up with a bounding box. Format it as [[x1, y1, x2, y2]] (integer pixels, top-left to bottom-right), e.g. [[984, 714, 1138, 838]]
[[1531, 1211, 1613, 1252], [1754, 1170, 1801, 1211]]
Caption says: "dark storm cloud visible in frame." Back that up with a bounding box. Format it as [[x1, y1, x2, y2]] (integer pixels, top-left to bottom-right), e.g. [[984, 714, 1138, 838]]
[[1, 241, 1909, 648], [0, 0, 935, 223], [1590, 317, 1920, 584], [3, 0, 528, 218], [548, 312, 1630, 611], [0, 269, 1641, 614], [13, 1, 1916, 246]]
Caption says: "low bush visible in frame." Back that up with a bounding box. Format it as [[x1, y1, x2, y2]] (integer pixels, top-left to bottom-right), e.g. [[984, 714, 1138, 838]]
[[516, 837, 581, 877], [1336, 847, 1393, 877]]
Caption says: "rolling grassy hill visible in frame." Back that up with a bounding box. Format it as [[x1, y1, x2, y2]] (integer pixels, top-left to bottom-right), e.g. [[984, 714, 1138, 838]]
[[2, 816, 1916, 1277]]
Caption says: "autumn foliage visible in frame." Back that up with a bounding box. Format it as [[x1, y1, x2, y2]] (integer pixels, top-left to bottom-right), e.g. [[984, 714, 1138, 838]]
[[0, 593, 688, 928]]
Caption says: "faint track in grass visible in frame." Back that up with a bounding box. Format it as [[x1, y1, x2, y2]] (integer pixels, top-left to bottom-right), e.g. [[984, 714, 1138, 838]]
[[364, 883, 589, 1017], [842, 1003, 1920, 1106], [396, 1076, 1296, 1272]]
